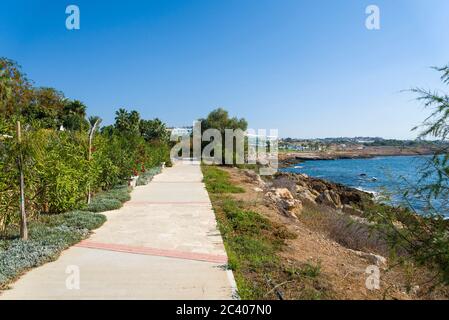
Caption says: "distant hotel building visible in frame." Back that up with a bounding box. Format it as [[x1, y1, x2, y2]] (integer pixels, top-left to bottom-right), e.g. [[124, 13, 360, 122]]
[[167, 127, 278, 148], [167, 127, 193, 137], [246, 133, 278, 147]]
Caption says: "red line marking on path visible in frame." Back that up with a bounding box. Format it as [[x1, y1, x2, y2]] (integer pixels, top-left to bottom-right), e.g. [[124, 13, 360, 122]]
[[125, 201, 211, 206], [150, 181, 203, 183], [75, 240, 228, 264]]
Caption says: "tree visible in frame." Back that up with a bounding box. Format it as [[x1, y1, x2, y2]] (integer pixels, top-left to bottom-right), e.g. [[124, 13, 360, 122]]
[[201, 108, 248, 134], [0, 58, 33, 117], [62, 100, 89, 131], [23, 87, 66, 129], [64, 100, 87, 117], [410, 65, 449, 203], [114, 108, 141, 135], [139, 118, 169, 142], [369, 64, 449, 286], [200, 108, 248, 164]]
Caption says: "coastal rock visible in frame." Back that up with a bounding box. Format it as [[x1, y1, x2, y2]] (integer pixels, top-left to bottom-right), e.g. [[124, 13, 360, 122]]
[[273, 188, 294, 200], [243, 169, 266, 189], [296, 185, 317, 206], [296, 179, 308, 188], [310, 181, 327, 193], [316, 190, 342, 209], [265, 188, 302, 219], [328, 190, 342, 208], [339, 191, 364, 205], [393, 221, 405, 229], [272, 172, 372, 211]]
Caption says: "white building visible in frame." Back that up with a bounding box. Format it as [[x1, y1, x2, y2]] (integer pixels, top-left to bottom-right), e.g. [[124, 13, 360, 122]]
[[167, 127, 193, 137]]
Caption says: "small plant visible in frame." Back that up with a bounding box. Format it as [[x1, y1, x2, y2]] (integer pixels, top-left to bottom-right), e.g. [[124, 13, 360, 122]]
[[136, 166, 162, 186], [202, 166, 244, 193], [299, 261, 322, 278], [82, 185, 131, 212]]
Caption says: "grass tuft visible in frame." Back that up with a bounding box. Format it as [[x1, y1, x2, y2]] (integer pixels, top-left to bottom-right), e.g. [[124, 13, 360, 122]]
[[82, 185, 131, 212], [202, 166, 245, 193]]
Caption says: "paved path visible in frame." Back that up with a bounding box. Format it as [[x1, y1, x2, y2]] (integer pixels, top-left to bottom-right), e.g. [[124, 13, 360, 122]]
[[0, 161, 236, 300]]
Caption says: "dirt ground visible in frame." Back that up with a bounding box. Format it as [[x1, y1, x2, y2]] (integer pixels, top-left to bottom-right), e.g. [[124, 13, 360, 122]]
[[219, 166, 448, 300]]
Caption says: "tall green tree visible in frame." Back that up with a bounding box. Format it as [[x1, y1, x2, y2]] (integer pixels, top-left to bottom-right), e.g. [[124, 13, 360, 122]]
[[0, 58, 33, 117], [114, 108, 141, 135], [199, 108, 248, 164], [62, 100, 89, 131], [201, 107, 248, 134], [139, 118, 169, 142]]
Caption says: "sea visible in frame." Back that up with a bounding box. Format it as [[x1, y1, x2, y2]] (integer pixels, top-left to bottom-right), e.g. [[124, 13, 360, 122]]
[[281, 155, 448, 217]]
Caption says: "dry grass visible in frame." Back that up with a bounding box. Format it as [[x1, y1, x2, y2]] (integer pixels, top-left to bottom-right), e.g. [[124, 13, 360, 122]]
[[202, 165, 333, 300], [300, 204, 391, 257]]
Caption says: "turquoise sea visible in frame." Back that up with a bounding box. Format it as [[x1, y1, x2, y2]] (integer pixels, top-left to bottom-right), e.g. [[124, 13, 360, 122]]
[[282, 155, 448, 217]]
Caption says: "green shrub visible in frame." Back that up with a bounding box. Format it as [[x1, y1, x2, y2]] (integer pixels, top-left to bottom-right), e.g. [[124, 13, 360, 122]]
[[202, 166, 244, 193], [1, 60, 173, 235], [0, 210, 105, 289], [82, 185, 131, 212], [30, 130, 90, 214], [136, 166, 162, 186], [84, 198, 122, 212], [60, 210, 106, 230]]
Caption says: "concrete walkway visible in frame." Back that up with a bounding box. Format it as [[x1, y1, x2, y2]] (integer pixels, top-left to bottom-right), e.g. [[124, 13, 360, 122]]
[[0, 161, 237, 300]]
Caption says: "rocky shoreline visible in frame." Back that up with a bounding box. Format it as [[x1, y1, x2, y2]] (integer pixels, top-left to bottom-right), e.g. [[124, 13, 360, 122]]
[[279, 147, 434, 167], [241, 169, 391, 267], [243, 169, 374, 221]]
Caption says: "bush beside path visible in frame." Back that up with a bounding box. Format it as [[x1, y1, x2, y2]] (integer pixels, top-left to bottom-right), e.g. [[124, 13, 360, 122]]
[[0, 162, 236, 299]]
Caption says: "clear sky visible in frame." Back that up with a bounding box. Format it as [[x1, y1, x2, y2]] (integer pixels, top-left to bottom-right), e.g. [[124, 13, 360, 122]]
[[1, 0, 449, 139]]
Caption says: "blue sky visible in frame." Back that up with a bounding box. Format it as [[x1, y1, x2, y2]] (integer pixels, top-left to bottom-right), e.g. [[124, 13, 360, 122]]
[[1, 0, 449, 139]]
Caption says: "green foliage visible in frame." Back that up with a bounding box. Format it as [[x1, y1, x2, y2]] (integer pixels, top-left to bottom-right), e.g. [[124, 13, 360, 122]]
[[298, 261, 322, 278], [202, 165, 245, 193], [202, 165, 301, 299], [84, 198, 122, 213], [370, 64, 449, 286], [139, 118, 169, 142], [83, 186, 131, 212], [0, 210, 105, 289], [201, 108, 248, 134], [30, 130, 90, 214], [199, 108, 248, 165], [0, 58, 33, 116], [114, 108, 141, 135], [136, 166, 162, 186], [58, 210, 106, 230], [61, 100, 89, 131], [0, 57, 173, 289], [0, 59, 172, 234]]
